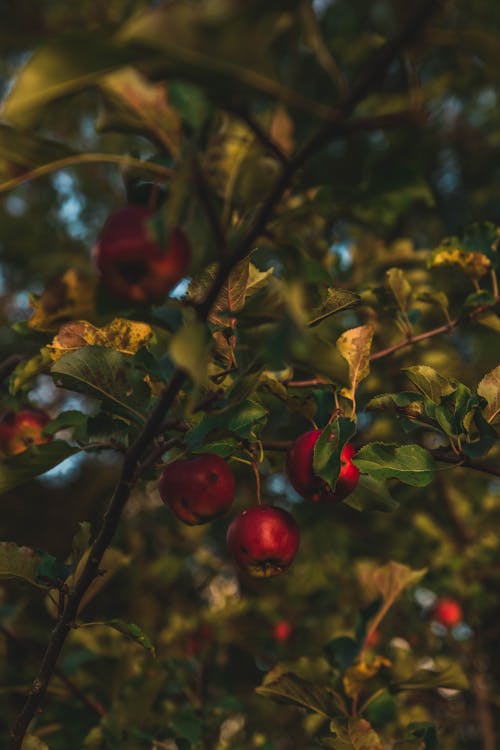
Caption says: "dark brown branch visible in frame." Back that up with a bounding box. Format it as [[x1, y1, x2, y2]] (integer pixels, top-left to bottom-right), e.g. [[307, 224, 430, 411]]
[[8, 4, 445, 745], [431, 449, 500, 479]]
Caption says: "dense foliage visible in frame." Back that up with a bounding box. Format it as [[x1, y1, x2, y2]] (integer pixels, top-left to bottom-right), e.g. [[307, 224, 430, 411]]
[[0, 1, 499, 748]]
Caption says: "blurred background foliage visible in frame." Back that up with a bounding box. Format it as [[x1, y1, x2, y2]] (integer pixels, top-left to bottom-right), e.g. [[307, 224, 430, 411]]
[[0, 0, 499, 748]]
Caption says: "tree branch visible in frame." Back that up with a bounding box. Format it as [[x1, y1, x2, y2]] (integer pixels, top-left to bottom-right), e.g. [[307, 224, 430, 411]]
[[430, 449, 500, 479], [8, 3, 445, 745]]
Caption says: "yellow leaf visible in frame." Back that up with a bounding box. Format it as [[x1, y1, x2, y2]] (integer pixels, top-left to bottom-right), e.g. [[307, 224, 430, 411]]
[[430, 248, 491, 279], [48, 318, 153, 360], [28, 269, 96, 333], [269, 105, 294, 156], [336, 324, 374, 405], [343, 656, 392, 699]]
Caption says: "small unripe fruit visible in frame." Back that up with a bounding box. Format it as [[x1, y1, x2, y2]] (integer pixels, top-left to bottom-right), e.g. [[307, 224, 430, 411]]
[[226, 505, 300, 578], [287, 429, 360, 503], [159, 453, 235, 525], [433, 598, 462, 628], [94, 205, 190, 304], [0, 409, 50, 456]]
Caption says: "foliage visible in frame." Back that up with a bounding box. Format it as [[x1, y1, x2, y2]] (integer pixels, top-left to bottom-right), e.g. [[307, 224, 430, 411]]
[[0, 1, 499, 749]]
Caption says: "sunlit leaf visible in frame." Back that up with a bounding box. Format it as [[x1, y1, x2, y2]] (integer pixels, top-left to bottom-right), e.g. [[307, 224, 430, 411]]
[[477, 365, 500, 423], [394, 663, 468, 692], [336, 324, 374, 406], [169, 319, 210, 386], [386, 268, 412, 312], [353, 443, 435, 486], [308, 288, 361, 327], [28, 269, 96, 333], [49, 318, 153, 360], [403, 366, 455, 404]]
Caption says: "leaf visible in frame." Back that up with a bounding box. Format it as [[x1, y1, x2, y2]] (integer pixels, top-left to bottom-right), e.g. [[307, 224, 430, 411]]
[[1, 36, 136, 128], [322, 719, 384, 750], [477, 365, 500, 423], [429, 245, 491, 279], [99, 619, 156, 657], [395, 723, 438, 750], [324, 636, 360, 671], [0, 542, 64, 589], [10, 348, 53, 394], [370, 561, 427, 620], [49, 318, 153, 361], [63, 547, 130, 616], [0, 441, 78, 494], [269, 105, 294, 156], [308, 288, 361, 327], [22, 736, 50, 750], [0, 123, 73, 181], [353, 443, 435, 486], [343, 656, 392, 700], [476, 311, 500, 332], [169, 319, 210, 386], [345, 475, 399, 513], [97, 67, 182, 158], [394, 663, 468, 692], [386, 268, 412, 312], [51, 346, 152, 423], [417, 290, 450, 321], [313, 418, 357, 489], [71, 521, 92, 570], [42, 410, 88, 439], [336, 324, 374, 405], [403, 366, 455, 404], [256, 672, 341, 719], [186, 398, 268, 447], [28, 269, 96, 333]]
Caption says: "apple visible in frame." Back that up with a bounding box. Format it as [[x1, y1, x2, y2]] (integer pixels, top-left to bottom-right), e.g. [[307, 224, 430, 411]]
[[273, 620, 292, 643], [433, 597, 462, 628], [287, 428, 360, 503], [94, 205, 190, 304], [159, 453, 235, 525], [0, 408, 50, 456], [226, 505, 300, 578]]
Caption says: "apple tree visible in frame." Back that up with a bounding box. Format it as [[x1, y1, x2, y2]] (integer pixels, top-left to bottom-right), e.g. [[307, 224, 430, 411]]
[[0, 1, 499, 748]]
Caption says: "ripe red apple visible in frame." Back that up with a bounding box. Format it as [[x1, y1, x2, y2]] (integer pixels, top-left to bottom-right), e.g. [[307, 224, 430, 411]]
[[94, 205, 190, 304], [226, 505, 300, 578], [0, 408, 50, 456], [433, 597, 462, 628], [287, 428, 360, 503], [273, 620, 292, 643], [159, 453, 235, 525]]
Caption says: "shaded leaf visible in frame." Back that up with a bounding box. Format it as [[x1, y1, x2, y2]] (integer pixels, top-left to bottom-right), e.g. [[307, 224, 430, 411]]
[[386, 268, 412, 312], [308, 288, 361, 327], [324, 636, 359, 671], [336, 324, 374, 405], [42, 410, 88, 439], [0, 441, 78, 494], [64, 547, 130, 616], [404, 366, 455, 404], [71, 521, 92, 571], [353, 443, 435, 486], [345, 474, 399, 513], [51, 346, 151, 423], [99, 619, 156, 657], [0, 542, 65, 589], [28, 269, 96, 333], [313, 418, 356, 489], [0, 123, 73, 181], [170, 319, 210, 386], [322, 719, 384, 750], [10, 348, 53, 394], [343, 656, 391, 700], [394, 663, 468, 692], [256, 672, 341, 719], [477, 365, 500, 423]]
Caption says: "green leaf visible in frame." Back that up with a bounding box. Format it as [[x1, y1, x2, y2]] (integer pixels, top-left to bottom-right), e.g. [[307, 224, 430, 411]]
[[170, 319, 210, 386], [51, 346, 151, 424], [476, 311, 500, 332], [322, 719, 384, 750], [324, 636, 359, 671], [345, 475, 399, 513], [403, 366, 455, 404], [308, 288, 361, 327], [353, 443, 435, 486], [42, 410, 88, 437], [371, 562, 427, 622], [477, 365, 500, 423], [417, 290, 450, 322], [0, 542, 64, 589], [103, 619, 156, 657], [386, 268, 412, 312], [186, 398, 268, 448], [0, 441, 78, 494], [395, 723, 438, 750], [171, 708, 203, 745], [336, 324, 374, 406], [394, 663, 468, 692], [1, 36, 136, 128], [256, 672, 342, 719], [366, 392, 424, 411], [313, 418, 356, 489]]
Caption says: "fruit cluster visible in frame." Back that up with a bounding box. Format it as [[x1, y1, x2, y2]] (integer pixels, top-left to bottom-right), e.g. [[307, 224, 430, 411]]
[[0, 408, 51, 457], [159, 430, 360, 578]]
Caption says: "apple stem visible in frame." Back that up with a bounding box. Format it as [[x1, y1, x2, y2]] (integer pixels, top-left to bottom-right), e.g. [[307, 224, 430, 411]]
[[251, 461, 262, 505]]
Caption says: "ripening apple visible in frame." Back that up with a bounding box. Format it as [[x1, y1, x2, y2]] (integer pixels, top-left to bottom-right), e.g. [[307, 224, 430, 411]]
[[273, 620, 293, 643], [226, 505, 300, 578], [0, 408, 51, 456], [159, 453, 235, 525], [287, 428, 360, 503], [94, 205, 190, 304], [433, 597, 462, 628]]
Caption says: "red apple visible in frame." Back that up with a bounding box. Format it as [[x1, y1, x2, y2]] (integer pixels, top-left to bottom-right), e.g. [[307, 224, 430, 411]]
[[0, 408, 51, 456], [226, 505, 300, 578], [159, 453, 235, 525], [287, 429, 360, 503], [273, 620, 292, 643], [433, 598, 462, 628], [94, 205, 190, 304]]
